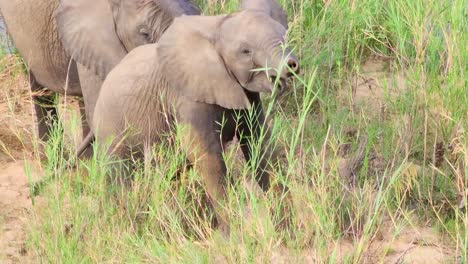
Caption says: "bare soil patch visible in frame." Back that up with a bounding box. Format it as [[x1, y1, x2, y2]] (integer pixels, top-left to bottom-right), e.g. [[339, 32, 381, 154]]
[[0, 55, 41, 263], [340, 55, 406, 119], [0, 161, 42, 263]]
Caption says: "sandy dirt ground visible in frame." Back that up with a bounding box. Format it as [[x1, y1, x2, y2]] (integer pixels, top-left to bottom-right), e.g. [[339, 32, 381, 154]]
[[0, 54, 458, 263], [0, 55, 42, 263], [0, 160, 41, 263]]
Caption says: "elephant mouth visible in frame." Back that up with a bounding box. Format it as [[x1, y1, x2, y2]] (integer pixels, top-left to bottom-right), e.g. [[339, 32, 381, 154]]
[[234, 71, 288, 95], [269, 75, 288, 96]]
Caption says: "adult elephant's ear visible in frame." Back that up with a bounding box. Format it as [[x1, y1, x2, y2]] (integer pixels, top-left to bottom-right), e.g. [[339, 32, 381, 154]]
[[55, 0, 127, 80], [158, 16, 250, 110], [241, 0, 288, 29]]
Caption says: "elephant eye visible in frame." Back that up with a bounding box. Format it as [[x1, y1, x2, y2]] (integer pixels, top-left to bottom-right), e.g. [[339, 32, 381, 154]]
[[241, 49, 251, 55], [139, 28, 151, 41]]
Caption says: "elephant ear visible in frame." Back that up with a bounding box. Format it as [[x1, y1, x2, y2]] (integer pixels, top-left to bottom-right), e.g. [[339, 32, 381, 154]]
[[55, 0, 127, 80], [158, 17, 250, 110], [241, 0, 288, 29]]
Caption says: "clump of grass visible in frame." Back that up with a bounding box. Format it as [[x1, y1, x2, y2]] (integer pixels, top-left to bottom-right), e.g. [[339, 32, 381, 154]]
[[0, 0, 464, 262]]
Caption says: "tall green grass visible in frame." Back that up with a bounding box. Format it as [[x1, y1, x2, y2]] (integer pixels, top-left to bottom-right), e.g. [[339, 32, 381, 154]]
[[1, 0, 465, 262]]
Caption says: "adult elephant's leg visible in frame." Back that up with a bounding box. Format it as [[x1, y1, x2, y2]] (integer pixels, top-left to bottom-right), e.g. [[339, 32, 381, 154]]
[[78, 99, 90, 137], [30, 72, 59, 143], [76, 64, 103, 157], [77, 64, 103, 127], [77, 98, 94, 157]]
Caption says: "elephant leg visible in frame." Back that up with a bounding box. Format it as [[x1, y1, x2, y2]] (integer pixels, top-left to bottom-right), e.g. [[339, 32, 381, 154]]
[[30, 72, 59, 143], [77, 98, 94, 158], [237, 103, 278, 191], [78, 99, 90, 137], [76, 64, 102, 157], [237, 101, 292, 229], [77, 64, 103, 132], [179, 123, 230, 234]]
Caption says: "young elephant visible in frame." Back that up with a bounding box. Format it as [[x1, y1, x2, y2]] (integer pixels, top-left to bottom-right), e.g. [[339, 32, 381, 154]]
[[83, 7, 299, 231]]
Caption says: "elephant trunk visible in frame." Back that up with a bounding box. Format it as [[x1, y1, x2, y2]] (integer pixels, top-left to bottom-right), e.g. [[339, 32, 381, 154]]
[[266, 46, 300, 79]]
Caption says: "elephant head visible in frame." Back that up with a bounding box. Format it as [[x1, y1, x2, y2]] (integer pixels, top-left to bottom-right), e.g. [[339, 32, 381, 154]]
[[158, 3, 299, 109], [55, 0, 199, 80], [108, 0, 199, 50]]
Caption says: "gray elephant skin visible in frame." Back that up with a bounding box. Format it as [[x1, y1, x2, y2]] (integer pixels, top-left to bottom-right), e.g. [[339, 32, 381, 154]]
[[80, 6, 299, 231], [0, 0, 199, 149]]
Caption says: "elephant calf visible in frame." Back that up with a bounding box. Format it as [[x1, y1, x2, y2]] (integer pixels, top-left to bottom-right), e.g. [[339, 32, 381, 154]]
[[80, 7, 299, 232]]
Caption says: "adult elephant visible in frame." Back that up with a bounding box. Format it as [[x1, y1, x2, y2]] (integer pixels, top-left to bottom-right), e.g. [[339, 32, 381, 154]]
[[0, 0, 199, 149]]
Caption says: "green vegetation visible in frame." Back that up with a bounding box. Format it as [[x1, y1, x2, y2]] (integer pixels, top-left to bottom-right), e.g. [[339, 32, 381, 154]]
[[1, 0, 466, 262]]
